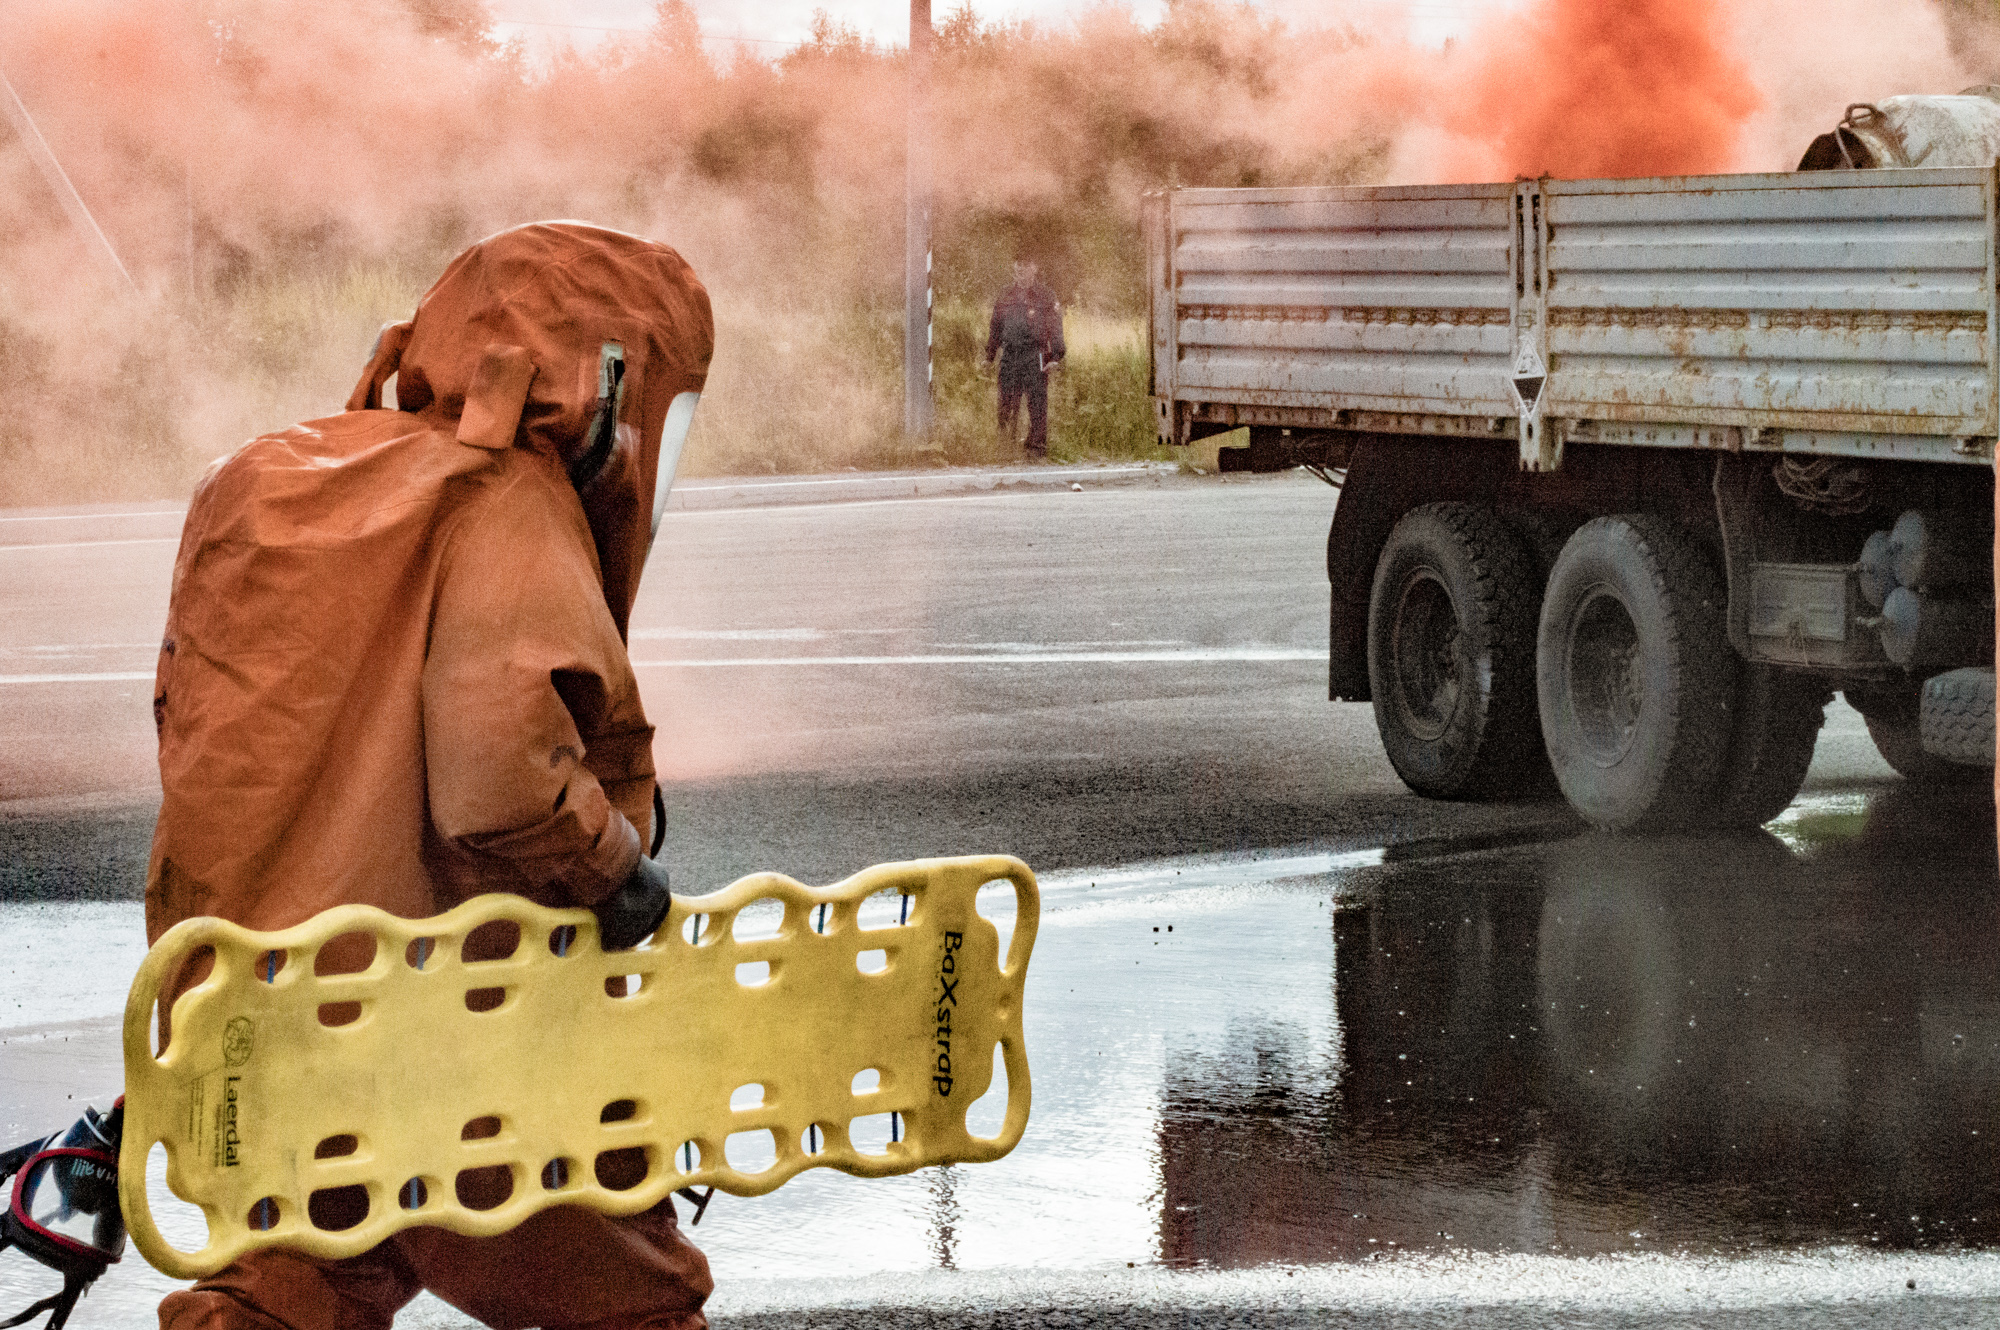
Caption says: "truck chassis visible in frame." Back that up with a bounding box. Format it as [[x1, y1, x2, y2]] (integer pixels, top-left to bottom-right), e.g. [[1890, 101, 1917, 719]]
[[1148, 167, 1997, 828]]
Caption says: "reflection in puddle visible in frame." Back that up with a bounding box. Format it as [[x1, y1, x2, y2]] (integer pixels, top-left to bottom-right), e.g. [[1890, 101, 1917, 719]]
[[1162, 785, 2000, 1266], [2, 788, 1991, 1301], [1766, 793, 1874, 854]]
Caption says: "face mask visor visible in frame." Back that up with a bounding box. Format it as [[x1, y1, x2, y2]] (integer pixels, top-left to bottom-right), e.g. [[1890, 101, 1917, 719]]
[[0, 1145, 125, 1330], [10, 1149, 125, 1270], [649, 391, 701, 549]]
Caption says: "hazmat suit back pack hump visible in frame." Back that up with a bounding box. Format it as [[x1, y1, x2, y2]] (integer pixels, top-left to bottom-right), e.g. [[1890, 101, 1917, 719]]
[[146, 223, 716, 1330]]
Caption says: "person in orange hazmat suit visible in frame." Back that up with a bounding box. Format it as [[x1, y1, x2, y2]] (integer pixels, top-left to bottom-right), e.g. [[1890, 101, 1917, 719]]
[[145, 222, 715, 1330]]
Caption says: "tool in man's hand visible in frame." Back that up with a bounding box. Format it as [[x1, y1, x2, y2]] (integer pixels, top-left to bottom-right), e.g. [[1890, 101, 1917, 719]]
[[121, 854, 1036, 1280]]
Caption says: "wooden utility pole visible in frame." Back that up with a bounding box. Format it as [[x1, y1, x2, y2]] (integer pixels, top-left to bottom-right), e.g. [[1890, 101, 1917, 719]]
[[903, 0, 933, 440]]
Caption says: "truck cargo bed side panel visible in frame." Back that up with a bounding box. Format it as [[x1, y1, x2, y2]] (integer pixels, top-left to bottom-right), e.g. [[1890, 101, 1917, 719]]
[[1171, 185, 1517, 417], [1544, 169, 1999, 438]]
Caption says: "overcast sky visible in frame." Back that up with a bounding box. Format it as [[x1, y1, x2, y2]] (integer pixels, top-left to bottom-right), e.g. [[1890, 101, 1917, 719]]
[[487, 0, 1492, 56]]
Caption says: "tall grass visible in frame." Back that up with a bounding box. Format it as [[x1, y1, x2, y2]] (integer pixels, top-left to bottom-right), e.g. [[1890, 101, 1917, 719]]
[[194, 262, 433, 433], [40, 269, 1170, 499], [930, 300, 1166, 466], [8, 0, 1382, 501], [578, 291, 1166, 479]]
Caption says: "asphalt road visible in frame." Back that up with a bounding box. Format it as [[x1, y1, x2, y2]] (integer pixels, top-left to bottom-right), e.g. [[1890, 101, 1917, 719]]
[[3, 468, 1998, 1329], [0, 466, 1910, 896]]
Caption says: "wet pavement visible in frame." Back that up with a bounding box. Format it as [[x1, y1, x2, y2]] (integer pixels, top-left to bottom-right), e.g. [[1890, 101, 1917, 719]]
[[4, 475, 2000, 1326], [7, 784, 1998, 1326], [1162, 789, 2000, 1267]]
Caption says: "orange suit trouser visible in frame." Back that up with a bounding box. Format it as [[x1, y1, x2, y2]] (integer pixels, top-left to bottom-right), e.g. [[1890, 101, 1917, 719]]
[[157, 1197, 711, 1330]]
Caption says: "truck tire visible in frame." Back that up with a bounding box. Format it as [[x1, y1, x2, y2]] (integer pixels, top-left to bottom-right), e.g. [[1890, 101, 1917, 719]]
[[1848, 681, 1989, 783], [1716, 667, 1828, 827], [1367, 503, 1545, 799], [1536, 515, 1736, 831], [1920, 667, 1996, 767]]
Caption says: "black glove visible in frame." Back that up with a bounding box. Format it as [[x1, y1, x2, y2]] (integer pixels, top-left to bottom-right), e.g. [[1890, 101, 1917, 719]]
[[595, 854, 671, 951]]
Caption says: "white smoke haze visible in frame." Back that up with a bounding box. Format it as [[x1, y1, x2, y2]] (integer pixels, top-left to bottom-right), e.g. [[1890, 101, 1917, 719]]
[[1729, 0, 1983, 173], [0, 0, 1992, 505]]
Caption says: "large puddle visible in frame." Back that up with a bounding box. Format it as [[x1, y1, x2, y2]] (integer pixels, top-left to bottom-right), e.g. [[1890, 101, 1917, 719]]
[[2, 784, 1995, 1321]]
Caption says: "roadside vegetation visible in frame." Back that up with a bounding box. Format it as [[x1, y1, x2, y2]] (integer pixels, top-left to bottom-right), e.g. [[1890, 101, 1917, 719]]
[[695, 297, 1167, 473], [0, 0, 1382, 504], [29, 0, 1989, 499], [141, 272, 1170, 482]]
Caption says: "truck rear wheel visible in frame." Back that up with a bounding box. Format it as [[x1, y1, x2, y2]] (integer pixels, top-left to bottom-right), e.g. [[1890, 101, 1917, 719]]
[[1715, 667, 1828, 827], [1536, 515, 1736, 831], [1367, 503, 1545, 799]]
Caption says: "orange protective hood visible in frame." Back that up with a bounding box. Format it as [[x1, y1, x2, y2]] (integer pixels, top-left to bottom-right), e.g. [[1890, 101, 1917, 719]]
[[347, 222, 713, 635]]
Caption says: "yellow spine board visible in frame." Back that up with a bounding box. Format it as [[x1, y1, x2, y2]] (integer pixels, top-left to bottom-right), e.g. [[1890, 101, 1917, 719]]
[[120, 855, 1035, 1280]]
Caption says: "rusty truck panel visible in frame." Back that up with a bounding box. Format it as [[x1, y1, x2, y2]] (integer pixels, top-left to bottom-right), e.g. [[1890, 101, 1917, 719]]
[[1544, 171, 1996, 444], [1161, 183, 1516, 427], [1151, 167, 2000, 469]]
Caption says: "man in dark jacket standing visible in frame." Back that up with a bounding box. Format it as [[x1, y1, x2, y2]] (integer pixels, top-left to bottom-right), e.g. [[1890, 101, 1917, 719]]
[[984, 254, 1066, 458]]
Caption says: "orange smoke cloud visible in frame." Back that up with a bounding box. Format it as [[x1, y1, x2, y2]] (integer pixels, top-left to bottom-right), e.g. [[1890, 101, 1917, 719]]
[[0, 0, 1986, 507], [1435, 0, 1765, 179], [1309, 0, 1978, 185]]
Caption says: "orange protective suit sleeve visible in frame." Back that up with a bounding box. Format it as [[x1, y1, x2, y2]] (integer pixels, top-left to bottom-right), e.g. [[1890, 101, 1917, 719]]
[[421, 460, 651, 908]]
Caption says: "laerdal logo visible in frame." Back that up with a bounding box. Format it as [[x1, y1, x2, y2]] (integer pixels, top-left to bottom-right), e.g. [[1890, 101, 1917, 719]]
[[933, 930, 962, 1097], [211, 1075, 243, 1167]]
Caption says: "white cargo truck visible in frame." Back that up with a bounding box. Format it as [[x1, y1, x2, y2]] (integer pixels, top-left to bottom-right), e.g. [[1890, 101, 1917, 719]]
[[1148, 93, 2000, 830]]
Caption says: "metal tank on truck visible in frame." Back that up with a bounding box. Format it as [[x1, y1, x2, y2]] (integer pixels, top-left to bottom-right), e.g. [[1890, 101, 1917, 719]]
[[1146, 88, 2000, 830]]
